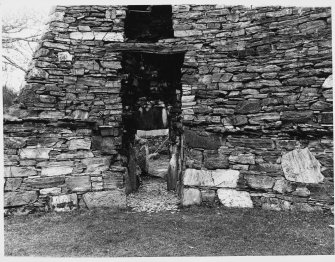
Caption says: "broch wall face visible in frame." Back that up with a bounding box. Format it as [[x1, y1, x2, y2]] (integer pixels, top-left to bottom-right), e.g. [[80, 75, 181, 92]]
[[3, 5, 333, 214]]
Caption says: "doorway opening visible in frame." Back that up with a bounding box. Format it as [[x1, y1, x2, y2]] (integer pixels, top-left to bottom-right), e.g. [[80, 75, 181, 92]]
[[121, 51, 184, 197]]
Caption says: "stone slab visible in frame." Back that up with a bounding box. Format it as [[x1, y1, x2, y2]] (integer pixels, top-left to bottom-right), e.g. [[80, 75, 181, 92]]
[[281, 148, 324, 184], [82, 190, 126, 209], [50, 193, 78, 212], [217, 189, 253, 208], [181, 188, 201, 206], [4, 191, 38, 207]]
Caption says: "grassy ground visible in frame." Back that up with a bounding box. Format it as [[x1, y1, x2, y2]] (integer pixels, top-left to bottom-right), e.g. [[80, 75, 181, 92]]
[[4, 206, 334, 257]]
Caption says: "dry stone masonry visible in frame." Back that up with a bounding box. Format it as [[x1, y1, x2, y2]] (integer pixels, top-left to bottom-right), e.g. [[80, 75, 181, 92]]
[[3, 5, 333, 215]]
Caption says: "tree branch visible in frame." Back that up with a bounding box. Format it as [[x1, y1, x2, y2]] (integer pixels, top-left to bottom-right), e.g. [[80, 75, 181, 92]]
[[3, 55, 27, 73]]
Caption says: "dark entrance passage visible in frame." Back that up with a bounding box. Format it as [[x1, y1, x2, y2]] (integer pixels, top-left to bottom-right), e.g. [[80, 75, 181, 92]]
[[121, 51, 184, 194]]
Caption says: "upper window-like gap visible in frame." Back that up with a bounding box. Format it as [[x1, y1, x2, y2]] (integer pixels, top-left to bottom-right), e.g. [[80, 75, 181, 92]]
[[124, 5, 174, 43]]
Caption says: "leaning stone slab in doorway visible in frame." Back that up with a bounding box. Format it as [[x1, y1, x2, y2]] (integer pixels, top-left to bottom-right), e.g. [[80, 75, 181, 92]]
[[4, 191, 38, 207], [82, 190, 126, 209], [181, 188, 201, 206], [217, 189, 253, 208], [183, 168, 240, 188], [50, 193, 78, 212], [281, 148, 324, 183]]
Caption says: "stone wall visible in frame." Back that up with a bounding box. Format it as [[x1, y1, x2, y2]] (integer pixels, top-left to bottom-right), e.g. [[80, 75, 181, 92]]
[[3, 5, 333, 214], [160, 5, 333, 211]]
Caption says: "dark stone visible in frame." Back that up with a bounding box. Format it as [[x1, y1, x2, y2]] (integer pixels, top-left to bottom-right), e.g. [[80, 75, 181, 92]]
[[228, 137, 274, 149], [235, 100, 261, 114], [204, 156, 229, 169], [184, 129, 222, 150], [319, 112, 333, 124], [281, 111, 313, 123]]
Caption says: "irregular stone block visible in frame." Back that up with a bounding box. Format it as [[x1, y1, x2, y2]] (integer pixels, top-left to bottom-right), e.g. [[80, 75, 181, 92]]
[[290, 203, 323, 212], [292, 186, 310, 197], [24, 176, 65, 189], [82, 157, 112, 173], [101, 137, 117, 153], [56, 151, 94, 160], [322, 75, 332, 89], [5, 166, 37, 177], [103, 171, 124, 189], [5, 178, 22, 191], [200, 189, 216, 203], [235, 100, 261, 114], [281, 148, 324, 184], [261, 197, 291, 211], [182, 188, 201, 206], [245, 175, 275, 190], [39, 111, 65, 119], [50, 193, 78, 212], [82, 190, 126, 209], [27, 67, 48, 79], [229, 153, 255, 164], [19, 148, 51, 159], [319, 112, 333, 124], [228, 137, 274, 149], [204, 156, 229, 169], [40, 187, 62, 195], [57, 51, 73, 62], [281, 111, 313, 123], [184, 129, 221, 150], [68, 138, 91, 150], [273, 179, 294, 194], [4, 137, 26, 149], [217, 189, 253, 208], [248, 113, 280, 124], [4, 191, 38, 207], [41, 163, 73, 176], [65, 176, 91, 192], [183, 168, 240, 188]]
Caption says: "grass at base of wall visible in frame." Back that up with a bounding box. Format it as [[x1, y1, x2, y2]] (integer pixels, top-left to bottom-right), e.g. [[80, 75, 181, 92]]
[[4, 206, 334, 257]]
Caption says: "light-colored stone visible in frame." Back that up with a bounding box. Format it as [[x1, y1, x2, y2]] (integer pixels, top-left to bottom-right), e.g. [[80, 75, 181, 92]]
[[229, 153, 255, 164], [322, 75, 332, 89], [82, 190, 126, 209], [40, 187, 62, 195], [181, 188, 201, 206], [65, 176, 91, 192], [103, 32, 124, 42], [217, 189, 253, 208], [41, 164, 73, 176], [183, 168, 240, 188], [82, 157, 112, 173], [50, 193, 78, 212], [281, 148, 324, 183], [273, 179, 293, 194], [19, 148, 51, 160], [68, 138, 91, 150], [39, 111, 65, 119], [4, 191, 38, 207], [5, 166, 37, 177], [245, 175, 276, 190], [292, 186, 310, 197], [4, 178, 22, 191], [57, 51, 73, 62]]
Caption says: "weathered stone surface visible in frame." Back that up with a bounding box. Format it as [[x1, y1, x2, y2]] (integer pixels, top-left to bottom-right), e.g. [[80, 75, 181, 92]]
[[4, 137, 26, 149], [228, 138, 274, 149], [273, 179, 293, 194], [281, 111, 313, 123], [4, 178, 22, 191], [261, 197, 291, 211], [41, 163, 73, 176], [82, 190, 126, 209], [40, 187, 62, 195], [50, 193, 78, 212], [39, 111, 65, 119], [217, 189, 253, 208], [68, 138, 91, 150], [183, 168, 240, 188], [82, 157, 112, 173], [290, 202, 323, 212], [322, 75, 332, 89], [200, 189, 216, 203], [27, 67, 48, 79], [4, 191, 38, 207], [65, 176, 91, 192], [24, 176, 65, 189], [103, 171, 124, 189], [19, 148, 51, 159], [235, 100, 261, 114], [58, 51, 73, 62], [204, 156, 229, 169], [56, 151, 94, 160], [229, 153, 255, 164], [184, 129, 221, 150], [182, 188, 201, 206], [292, 186, 310, 197], [281, 148, 324, 183], [245, 175, 275, 190], [5, 166, 37, 177]]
